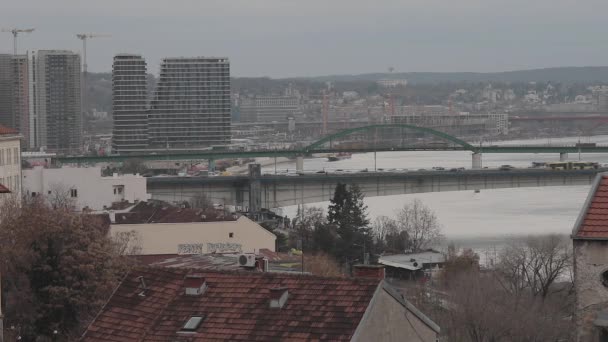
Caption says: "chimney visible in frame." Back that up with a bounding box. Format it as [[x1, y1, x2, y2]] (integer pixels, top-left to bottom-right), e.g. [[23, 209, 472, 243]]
[[137, 276, 148, 297], [184, 274, 207, 296], [353, 264, 385, 280], [255, 256, 269, 272], [269, 287, 289, 309]]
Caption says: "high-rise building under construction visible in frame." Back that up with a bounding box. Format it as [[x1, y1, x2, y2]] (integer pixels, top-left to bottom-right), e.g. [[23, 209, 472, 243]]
[[0, 54, 30, 147], [29, 50, 82, 153]]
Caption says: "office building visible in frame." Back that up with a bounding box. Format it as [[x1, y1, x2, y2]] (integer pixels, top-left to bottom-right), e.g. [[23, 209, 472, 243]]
[[239, 95, 300, 123], [29, 50, 81, 154], [148, 57, 230, 150], [111, 54, 149, 153], [0, 54, 29, 147]]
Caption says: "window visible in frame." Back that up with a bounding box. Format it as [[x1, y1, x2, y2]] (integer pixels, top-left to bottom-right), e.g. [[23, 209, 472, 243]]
[[70, 189, 78, 198], [181, 316, 205, 332], [229, 232, 234, 238], [113, 185, 124, 195]]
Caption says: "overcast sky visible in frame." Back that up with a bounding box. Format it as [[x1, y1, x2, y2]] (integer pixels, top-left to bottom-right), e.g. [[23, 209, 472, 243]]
[[2, 0, 607, 77]]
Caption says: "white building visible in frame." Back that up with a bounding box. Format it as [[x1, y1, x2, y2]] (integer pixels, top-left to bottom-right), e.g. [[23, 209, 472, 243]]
[[0, 125, 22, 203], [377, 79, 408, 88], [22, 166, 150, 210], [110, 215, 276, 256]]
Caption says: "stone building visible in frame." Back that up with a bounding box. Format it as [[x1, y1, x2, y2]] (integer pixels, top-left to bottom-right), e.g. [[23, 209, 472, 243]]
[[572, 173, 608, 341]]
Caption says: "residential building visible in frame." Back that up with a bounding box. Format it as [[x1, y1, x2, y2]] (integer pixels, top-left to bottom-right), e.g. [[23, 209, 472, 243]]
[[80, 265, 440, 341], [29, 50, 82, 153], [379, 250, 446, 280], [21, 166, 150, 210], [572, 173, 608, 341], [111, 54, 149, 153], [0, 54, 29, 147], [239, 95, 300, 123], [106, 201, 276, 259], [148, 57, 231, 150], [377, 79, 408, 88], [0, 125, 22, 204]]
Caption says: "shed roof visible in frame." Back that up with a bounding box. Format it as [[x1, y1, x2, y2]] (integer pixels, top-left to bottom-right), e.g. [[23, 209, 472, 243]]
[[572, 173, 608, 239], [378, 251, 446, 271]]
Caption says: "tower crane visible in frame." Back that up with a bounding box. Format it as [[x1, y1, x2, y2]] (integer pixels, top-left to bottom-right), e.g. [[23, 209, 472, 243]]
[[76, 33, 110, 76], [1, 27, 35, 54], [75, 33, 110, 119]]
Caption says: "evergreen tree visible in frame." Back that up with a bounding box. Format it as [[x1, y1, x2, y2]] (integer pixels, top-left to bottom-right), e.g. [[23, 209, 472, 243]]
[[327, 183, 372, 266]]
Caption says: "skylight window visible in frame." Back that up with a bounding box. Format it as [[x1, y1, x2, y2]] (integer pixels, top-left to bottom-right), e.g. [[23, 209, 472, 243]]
[[181, 315, 205, 332]]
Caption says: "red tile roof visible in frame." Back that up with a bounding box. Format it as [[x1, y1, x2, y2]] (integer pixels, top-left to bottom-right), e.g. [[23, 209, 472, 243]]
[[0, 125, 18, 135], [0, 183, 10, 194], [112, 201, 238, 224], [574, 175, 608, 239], [81, 267, 380, 341]]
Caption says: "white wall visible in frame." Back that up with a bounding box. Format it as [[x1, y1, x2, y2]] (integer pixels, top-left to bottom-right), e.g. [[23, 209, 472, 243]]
[[22, 166, 151, 210], [110, 216, 276, 255], [0, 135, 22, 203]]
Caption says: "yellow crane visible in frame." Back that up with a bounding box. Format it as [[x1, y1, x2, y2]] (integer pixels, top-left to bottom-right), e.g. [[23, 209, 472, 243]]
[[1, 27, 35, 54]]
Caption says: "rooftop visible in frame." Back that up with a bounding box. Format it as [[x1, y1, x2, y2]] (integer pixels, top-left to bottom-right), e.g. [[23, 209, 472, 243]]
[[0, 124, 18, 135], [109, 201, 238, 224], [573, 174, 608, 239], [81, 267, 380, 341], [378, 251, 445, 271], [0, 183, 10, 194]]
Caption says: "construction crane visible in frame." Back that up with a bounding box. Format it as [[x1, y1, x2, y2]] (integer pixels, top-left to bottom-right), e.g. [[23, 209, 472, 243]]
[[76, 33, 110, 76], [1, 27, 35, 54], [76, 33, 110, 119]]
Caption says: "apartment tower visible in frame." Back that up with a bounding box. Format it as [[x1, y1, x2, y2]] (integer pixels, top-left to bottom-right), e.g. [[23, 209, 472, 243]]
[[0, 54, 29, 147], [111, 54, 149, 153], [29, 50, 82, 153], [148, 57, 231, 150]]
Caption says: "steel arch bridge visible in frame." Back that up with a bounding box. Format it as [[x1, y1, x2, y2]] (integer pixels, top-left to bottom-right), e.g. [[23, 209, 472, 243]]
[[303, 123, 476, 152]]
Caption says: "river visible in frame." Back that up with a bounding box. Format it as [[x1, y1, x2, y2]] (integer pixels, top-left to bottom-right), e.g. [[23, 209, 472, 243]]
[[260, 135, 608, 245]]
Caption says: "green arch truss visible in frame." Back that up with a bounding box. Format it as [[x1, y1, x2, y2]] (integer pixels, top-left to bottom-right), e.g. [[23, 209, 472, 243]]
[[303, 124, 476, 152]]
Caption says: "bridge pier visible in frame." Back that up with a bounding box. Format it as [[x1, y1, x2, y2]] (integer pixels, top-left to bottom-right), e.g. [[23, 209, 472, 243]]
[[208, 159, 215, 172], [248, 164, 261, 217], [560, 152, 568, 162], [472, 152, 482, 169], [296, 156, 304, 172]]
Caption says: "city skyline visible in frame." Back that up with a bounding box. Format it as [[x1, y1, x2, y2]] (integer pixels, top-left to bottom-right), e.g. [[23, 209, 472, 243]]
[[2, 0, 608, 77]]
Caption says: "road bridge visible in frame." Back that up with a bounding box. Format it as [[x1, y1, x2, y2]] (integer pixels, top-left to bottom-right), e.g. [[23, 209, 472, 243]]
[[147, 167, 604, 210], [54, 124, 608, 168]]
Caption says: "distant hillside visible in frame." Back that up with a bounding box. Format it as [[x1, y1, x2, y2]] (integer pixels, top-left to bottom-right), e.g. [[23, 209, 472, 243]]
[[304, 67, 608, 84]]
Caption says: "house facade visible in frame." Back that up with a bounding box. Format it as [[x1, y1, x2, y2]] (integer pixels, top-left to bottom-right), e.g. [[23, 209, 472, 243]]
[[572, 173, 608, 341], [0, 125, 21, 205]]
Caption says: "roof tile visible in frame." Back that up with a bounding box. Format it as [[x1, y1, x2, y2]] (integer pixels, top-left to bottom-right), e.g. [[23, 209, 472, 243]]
[[575, 175, 608, 239], [81, 267, 380, 341]]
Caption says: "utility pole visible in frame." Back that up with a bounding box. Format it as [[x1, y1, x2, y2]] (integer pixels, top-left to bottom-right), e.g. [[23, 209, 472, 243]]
[[1, 27, 35, 55]]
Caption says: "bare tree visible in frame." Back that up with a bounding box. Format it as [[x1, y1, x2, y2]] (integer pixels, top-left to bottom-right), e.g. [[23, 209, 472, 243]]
[[303, 252, 343, 277], [46, 182, 76, 210], [371, 215, 397, 242], [112, 230, 143, 256], [395, 199, 442, 252], [496, 234, 572, 298], [190, 193, 214, 210], [121, 158, 148, 175]]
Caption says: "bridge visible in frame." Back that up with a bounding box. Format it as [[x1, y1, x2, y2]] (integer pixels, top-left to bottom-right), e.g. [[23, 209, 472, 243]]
[[146, 166, 603, 210], [55, 124, 608, 169]]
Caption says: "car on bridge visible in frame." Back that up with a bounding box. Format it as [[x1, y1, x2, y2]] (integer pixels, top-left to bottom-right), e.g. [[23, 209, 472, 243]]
[[499, 165, 515, 171]]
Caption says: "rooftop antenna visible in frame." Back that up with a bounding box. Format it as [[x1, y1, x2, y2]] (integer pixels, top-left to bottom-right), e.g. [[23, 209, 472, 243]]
[[1, 27, 35, 55]]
